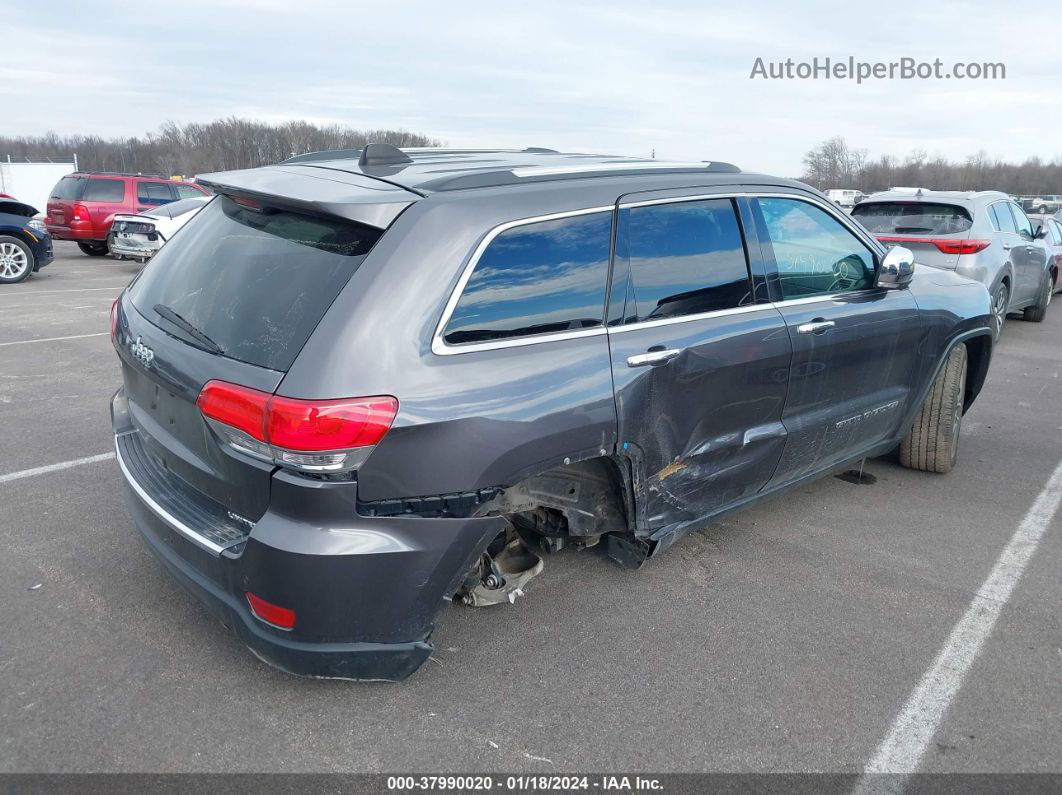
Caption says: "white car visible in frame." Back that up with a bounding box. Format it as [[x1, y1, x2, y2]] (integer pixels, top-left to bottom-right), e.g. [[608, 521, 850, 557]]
[[109, 197, 210, 261]]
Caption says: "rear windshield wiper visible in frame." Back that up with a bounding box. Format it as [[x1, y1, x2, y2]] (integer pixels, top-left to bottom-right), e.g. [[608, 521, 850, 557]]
[[153, 303, 224, 355]]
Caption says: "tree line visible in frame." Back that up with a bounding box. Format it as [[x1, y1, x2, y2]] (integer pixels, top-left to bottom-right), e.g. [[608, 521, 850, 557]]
[[0, 117, 443, 178], [801, 136, 1062, 196]]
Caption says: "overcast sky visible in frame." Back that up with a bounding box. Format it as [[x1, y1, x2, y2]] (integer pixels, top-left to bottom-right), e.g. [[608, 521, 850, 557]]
[[5, 0, 1060, 175]]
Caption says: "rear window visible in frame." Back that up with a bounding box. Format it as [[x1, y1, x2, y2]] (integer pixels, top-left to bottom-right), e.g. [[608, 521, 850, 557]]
[[52, 176, 83, 200], [128, 196, 382, 371], [82, 179, 125, 202], [442, 211, 612, 346], [851, 202, 972, 235]]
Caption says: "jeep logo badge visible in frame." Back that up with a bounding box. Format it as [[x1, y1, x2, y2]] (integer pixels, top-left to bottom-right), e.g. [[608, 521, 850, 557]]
[[129, 336, 155, 367]]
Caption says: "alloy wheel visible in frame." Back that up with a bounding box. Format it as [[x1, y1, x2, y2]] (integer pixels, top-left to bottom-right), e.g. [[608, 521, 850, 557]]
[[991, 285, 1008, 340], [0, 241, 29, 280]]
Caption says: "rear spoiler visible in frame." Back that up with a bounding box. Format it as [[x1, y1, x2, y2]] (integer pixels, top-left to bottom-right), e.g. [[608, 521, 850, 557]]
[[195, 164, 420, 229]]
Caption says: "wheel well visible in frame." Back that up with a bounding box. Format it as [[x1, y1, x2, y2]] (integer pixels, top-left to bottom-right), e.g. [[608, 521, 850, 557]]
[[962, 335, 991, 413], [480, 456, 632, 542]]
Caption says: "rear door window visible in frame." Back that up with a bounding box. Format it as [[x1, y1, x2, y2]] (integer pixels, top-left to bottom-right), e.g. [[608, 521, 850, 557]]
[[138, 182, 176, 206], [442, 211, 612, 346], [1049, 219, 1062, 245], [128, 196, 382, 371], [81, 179, 125, 202], [619, 198, 752, 321], [989, 202, 1017, 234], [851, 202, 972, 234], [756, 197, 876, 300], [1008, 203, 1034, 239]]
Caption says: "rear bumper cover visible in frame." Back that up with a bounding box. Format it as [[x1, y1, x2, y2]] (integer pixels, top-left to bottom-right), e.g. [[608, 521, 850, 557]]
[[45, 224, 102, 242], [111, 388, 504, 680]]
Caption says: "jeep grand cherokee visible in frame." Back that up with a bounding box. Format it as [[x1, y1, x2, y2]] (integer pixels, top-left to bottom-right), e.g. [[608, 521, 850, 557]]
[[110, 145, 994, 680]]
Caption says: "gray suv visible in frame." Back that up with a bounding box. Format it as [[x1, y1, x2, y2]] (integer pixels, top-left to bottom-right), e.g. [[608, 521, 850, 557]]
[[110, 146, 993, 680], [852, 189, 1054, 338]]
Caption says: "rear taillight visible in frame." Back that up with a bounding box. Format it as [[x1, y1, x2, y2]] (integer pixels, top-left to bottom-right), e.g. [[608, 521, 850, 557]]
[[196, 380, 397, 473], [246, 592, 296, 630], [110, 298, 119, 344], [72, 203, 89, 222], [876, 236, 991, 255]]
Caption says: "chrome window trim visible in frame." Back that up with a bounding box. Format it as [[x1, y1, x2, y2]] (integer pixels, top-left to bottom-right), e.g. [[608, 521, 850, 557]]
[[607, 302, 775, 334], [618, 191, 744, 209], [770, 289, 880, 308], [114, 431, 227, 557], [431, 205, 614, 356]]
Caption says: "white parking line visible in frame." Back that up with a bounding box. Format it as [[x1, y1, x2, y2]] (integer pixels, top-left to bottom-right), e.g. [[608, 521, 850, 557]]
[[0, 452, 115, 484], [0, 332, 108, 347], [855, 457, 1062, 792], [0, 287, 127, 297]]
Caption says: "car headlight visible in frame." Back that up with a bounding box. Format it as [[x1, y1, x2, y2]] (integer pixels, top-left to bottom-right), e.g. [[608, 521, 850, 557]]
[[27, 218, 47, 234]]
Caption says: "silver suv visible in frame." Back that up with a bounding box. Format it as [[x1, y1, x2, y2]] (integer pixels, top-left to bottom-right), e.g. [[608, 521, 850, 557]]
[[852, 189, 1053, 338]]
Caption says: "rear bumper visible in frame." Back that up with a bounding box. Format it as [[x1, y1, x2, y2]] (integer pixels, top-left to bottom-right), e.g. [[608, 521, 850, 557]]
[[45, 224, 102, 242], [110, 236, 160, 259], [111, 389, 504, 680]]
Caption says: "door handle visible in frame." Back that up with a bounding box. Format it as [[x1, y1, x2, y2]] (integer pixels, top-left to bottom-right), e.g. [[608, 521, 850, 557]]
[[1002, 242, 1012, 250], [796, 319, 835, 335], [627, 348, 682, 367]]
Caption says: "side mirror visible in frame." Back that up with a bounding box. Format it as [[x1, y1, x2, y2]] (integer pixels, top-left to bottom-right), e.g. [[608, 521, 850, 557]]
[[877, 246, 915, 289], [1033, 224, 1047, 239]]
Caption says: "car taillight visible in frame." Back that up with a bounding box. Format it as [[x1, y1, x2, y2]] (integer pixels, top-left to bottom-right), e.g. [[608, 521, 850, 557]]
[[72, 203, 89, 222], [110, 298, 119, 344], [246, 592, 296, 630], [876, 236, 991, 255], [196, 380, 398, 473]]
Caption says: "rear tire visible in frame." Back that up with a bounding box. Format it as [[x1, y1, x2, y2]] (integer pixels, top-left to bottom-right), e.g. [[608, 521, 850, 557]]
[[77, 241, 109, 257], [1023, 272, 1052, 322], [899, 344, 967, 474], [0, 235, 35, 284]]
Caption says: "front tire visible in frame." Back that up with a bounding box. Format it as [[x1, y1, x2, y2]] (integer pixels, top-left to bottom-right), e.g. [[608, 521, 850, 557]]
[[0, 236, 35, 283], [1023, 272, 1052, 322], [899, 344, 967, 474], [77, 241, 109, 257]]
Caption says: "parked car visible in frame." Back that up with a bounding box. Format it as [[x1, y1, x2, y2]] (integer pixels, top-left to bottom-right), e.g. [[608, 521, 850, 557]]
[[110, 145, 994, 680], [824, 188, 865, 209], [45, 172, 210, 257], [852, 190, 1053, 339], [108, 197, 210, 262], [0, 199, 53, 284], [1028, 212, 1062, 294]]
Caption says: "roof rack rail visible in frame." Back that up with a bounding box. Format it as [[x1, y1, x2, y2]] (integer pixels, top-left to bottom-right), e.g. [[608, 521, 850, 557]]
[[522, 147, 559, 153], [282, 148, 363, 164], [76, 171, 169, 179]]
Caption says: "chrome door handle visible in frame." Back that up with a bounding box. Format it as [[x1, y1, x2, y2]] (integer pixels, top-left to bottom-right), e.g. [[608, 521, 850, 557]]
[[796, 320, 835, 335], [627, 348, 682, 367]]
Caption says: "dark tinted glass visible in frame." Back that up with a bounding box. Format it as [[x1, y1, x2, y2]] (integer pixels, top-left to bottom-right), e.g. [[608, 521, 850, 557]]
[[138, 182, 174, 205], [757, 197, 876, 300], [82, 179, 124, 202], [52, 176, 83, 200], [443, 211, 611, 346], [851, 202, 972, 234], [989, 202, 1017, 233], [623, 199, 751, 321], [1008, 203, 1033, 237], [129, 197, 382, 371]]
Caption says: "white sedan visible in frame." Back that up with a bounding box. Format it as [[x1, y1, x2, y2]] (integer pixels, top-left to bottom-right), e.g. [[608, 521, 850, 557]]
[[108, 197, 210, 261]]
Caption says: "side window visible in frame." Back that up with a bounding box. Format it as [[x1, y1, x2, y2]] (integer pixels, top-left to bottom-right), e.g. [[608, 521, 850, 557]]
[[756, 197, 876, 300], [1008, 203, 1034, 239], [988, 202, 1016, 234], [442, 211, 612, 346], [1050, 220, 1062, 246], [81, 179, 125, 202], [175, 184, 206, 199], [137, 182, 176, 206], [621, 198, 752, 322]]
